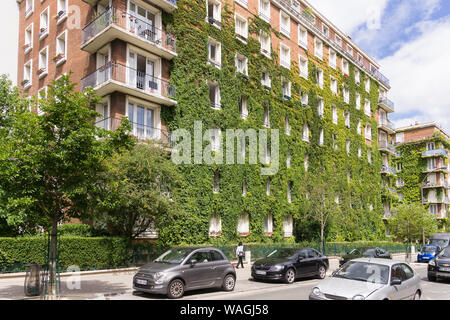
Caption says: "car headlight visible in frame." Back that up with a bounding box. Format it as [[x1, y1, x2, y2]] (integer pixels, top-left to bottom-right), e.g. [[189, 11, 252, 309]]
[[312, 287, 322, 296], [270, 265, 284, 272], [154, 272, 166, 284], [352, 295, 365, 300], [429, 260, 436, 266]]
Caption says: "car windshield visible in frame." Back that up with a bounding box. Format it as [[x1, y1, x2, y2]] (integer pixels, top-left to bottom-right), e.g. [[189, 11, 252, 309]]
[[348, 249, 362, 255], [333, 261, 390, 285], [362, 249, 376, 256], [154, 248, 193, 264], [431, 239, 448, 247], [438, 247, 450, 258], [422, 246, 437, 253], [267, 248, 298, 259]]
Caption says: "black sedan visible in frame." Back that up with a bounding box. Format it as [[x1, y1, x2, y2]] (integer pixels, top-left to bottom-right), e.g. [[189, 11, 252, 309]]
[[339, 247, 392, 267], [428, 246, 450, 282], [251, 248, 329, 284]]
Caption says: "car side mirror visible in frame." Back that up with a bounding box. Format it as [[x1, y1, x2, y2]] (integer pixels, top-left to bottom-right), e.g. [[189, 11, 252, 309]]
[[298, 256, 305, 261], [391, 278, 402, 286], [190, 259, 197, 267]]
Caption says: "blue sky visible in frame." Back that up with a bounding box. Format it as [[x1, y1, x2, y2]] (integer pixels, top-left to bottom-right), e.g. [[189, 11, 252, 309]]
[[2, 1, 450, 133]]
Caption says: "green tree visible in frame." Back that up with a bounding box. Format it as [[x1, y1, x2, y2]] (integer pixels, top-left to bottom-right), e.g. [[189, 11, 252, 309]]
[[93, 143, 181, 239], [0, 75, 134, 296], [388, 202, 438, 245]]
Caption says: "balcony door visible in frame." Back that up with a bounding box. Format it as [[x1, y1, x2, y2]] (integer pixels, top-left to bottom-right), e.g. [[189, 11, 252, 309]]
[[128, 102, 155, 140], [128, 51, 156, 92], [97, 51, 110, 85], [129, 1, 157, 42]]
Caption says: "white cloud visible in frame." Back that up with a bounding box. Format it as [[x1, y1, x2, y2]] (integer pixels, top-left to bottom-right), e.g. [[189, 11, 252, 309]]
[[0, 1, 18, 85], [380, 16, 450, 133]]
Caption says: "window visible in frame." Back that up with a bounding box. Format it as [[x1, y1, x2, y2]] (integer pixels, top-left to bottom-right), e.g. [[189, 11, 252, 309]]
[[55, 31, 67, 66], [397, 162, 403, 172], [260, 31, 271, 57], [264, 214, 273, 234], [207, 0, 221, 27], [302, 123, 309, 142], [282, 77, 291, 99], [280, 11, 290, 38], [210, 128, 221, 151], [300, 89, 308, 106], [259, 0, 270, 23], [25, 0, 33, 18], [344, 111, 350, 128], [368, 149, 372, 163], [322, 24, 329, 38], [429, 204, 438, 216], [396, 132, 404, 144], [287, 182, 292, 203], [266, 178, 271, 195], [365, 78, 371, 93], [342, 59, 349, 76], [236, 0, 248, 8], [286, 151, 291, 168], [24, 24, 33, 54], [357, 121, 362, 135], [314, 37, 323, 60], [261, 70, 271, 88], [365, 124, 372, 140], [239, 96, 248, 119], [39, 7, 49, 40], [333, 133, 338, 150], [38, 47, 48, 79], [329, 49, 337, 69], [207, 38, 221, 69], [318, 98, 324, 117], [23, 60, 32, 89], [242, 180, 247, 196], [211, 250, 225, 261], [237, 212, 250, 234], [127, 103, 157, 140], [356, 93, 361, 110], [358, 147, 362, 158], [299, 56, 308, 79], [283, 214, 293, 237], [209, 214, 222, 236], [280, 44, 291, 69], [235, 53, 248, 76], [235, 14, 248, 41], [208, 82, 221, 109], [316, 68, 323, 88], [335, 34, 342, 47], [263, 106, 270, 128], [298, 26, 307, 48], [343, 88, 350, 103], [37, 87, 47, 115], [355, 69, 360, 85], [319, 129, 324, 146], [330, 76, 337, 94], [57, 0, 68, 24], [332, 106, 338, 124], [364, 99, 371, 117], [304, 154, 309, 171], [347, 45, 353, 56], [213, 170, 220, 193], [357, 53, 363, 64]]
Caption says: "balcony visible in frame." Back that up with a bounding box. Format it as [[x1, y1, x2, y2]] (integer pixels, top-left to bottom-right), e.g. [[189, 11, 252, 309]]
[[81, 7, 176, 60], [381, 165, 397, 176], [82, 0, 177, 12], [378, 118, 395, 134], [95, 116, 173, 147], [423, 195, 450, 205], [81, 62, 176, 106], [378, 140, 396, 155], [422, 149, 449, 158], [378, 97, 395, 113], [422, 180, 449, 189], [423, 165, 449, 174]]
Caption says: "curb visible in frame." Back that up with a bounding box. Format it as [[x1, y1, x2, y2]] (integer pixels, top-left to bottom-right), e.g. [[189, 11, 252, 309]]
[[91, 289, 134, 300], [0, 267, 139, 280]]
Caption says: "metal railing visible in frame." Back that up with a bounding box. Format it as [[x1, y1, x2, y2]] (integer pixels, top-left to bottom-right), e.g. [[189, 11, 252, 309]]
[[94, 116, 173, 146], [81, 61, 176, 99], [82, 7, 176, 53], [423, 165, 449, 173], [274, 0, 390, 88], [378, 97, 395, 111], [378, 118, 395, 131], [381, 165, 397, 175], [423, 180, 449, 188], [378, 140, 396, 153], [422, 148, 449, 158]]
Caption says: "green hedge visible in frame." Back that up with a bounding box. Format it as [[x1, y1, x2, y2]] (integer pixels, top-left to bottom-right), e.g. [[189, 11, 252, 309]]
[[0, 236, 130, 273]]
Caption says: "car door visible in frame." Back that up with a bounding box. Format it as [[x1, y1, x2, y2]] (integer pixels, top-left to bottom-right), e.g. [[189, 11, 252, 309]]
[[390, 264, 410, 300], [295, 249, 316, 277], [400, 264, 418, 299], [182, 250, 216, 289], [210, 250, 228, 286]]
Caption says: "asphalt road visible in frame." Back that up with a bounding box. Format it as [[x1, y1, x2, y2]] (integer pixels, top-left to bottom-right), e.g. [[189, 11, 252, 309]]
[[112, 262, 450, 301]]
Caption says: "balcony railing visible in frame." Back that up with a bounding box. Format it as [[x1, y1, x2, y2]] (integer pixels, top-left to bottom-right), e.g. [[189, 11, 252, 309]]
[[378, 97, 395, 111], [95, 117, 173, 146], [378, 118, 395, 131], [423, 180, 449, 188], [82, 7, 176, 53], [422, 149, 449, 158], [274, 0, 390, 88], [381, 165, 397, 175], [81, 61, 176, 100], [423, 165, 449, 173], [378, 141, 396, 153]]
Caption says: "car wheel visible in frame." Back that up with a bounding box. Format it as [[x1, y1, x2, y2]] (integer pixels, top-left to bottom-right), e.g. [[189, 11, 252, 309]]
[[167, 279, 184, 299], [413, 290, 421, 300], [317, 265, 326, 279], [284, 268, 296, 284], [222, 274, 236, 292], [428, 275, 437, 282]]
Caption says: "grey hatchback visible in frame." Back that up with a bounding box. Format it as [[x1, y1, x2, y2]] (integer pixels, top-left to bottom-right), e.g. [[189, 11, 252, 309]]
[[133, 247, 236, 299]]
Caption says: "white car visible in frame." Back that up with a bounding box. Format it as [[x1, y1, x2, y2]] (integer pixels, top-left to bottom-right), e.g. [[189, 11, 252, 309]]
[[309, 258, 422, 300]]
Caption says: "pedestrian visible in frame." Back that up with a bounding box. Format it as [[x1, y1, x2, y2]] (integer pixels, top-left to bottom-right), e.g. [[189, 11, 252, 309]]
[[236, 242, 245, 269]]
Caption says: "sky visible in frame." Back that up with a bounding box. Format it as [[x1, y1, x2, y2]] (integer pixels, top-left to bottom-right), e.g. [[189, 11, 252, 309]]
[[2, 0, 450, 133]]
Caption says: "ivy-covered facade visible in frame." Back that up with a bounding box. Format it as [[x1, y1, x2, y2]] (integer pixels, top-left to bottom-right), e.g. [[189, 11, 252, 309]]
[[391, 123, 450, 231]]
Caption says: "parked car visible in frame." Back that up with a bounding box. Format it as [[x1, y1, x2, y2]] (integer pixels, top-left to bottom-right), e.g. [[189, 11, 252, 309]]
[[309, 258, 422, 300], [339, 247, 392, 267], [428, 246, 450, 282], [417, 245, 440, 263], [251, 248, 329, 284], [429, 233, 450, 249], [133, 247, 236, 299]]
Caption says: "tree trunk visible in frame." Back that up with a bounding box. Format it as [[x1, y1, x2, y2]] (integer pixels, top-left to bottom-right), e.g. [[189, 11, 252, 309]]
[[47, 216, 58, 297], [320, 222, 324, 254]]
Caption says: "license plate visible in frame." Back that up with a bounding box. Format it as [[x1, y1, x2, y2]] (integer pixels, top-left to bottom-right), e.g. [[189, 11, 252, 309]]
[[256, 270, 267, 275], [136, 279, 148, 285], [440, 267, 450, 272]]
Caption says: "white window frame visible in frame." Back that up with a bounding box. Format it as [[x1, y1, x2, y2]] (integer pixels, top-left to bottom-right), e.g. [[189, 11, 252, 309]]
[[365, 124, 372, 141], [343, 88, 350, 104], [298, 25, 307, 49], [39, 7, 50, 40], [342, 59, 349, 76], [258, 0, 270, 23], [330, 76, 337, 94], [55, 30, 68, 66], [24, 23, 33, 54], [235, 0, 248, 9], [264, 213, 273, 234], [357, 121, 362, 135], [280, 43, 291, 69], [280, 11, 290, 38], [355, 69, 360, 85], [318, 98, 324, 117], [316, 67, 323, 89], [322, 24, 329, 38], [261, 70, 271, 88], [208, 81, 221, 110], [285, 116, 291, 135], [301, 89, 308, 106], [237, 212, 250, 234], [38, 46, 48, 79], [210, 128, 222, 152], [302, 123, 309, 142], [282, 77, 291, 99], [235, 14, 248, 42], [299, 55, 308, 79], [345, 111, 350, 128], [25, 0, 34, 19], [209, 214, 222, 236], [332, 106, 338, 124], [365, 78, 371, 93], [206, 0, 222, 28], [23, 60, 32, 90], [239, 96, 248, 119], [314, 37, 323, 60], [335, 34, 342, 47], [235, 52, 248, 76], [207, 38, 221, 69], [364, 99, 371, 117], [356, 93, 361, 110], [319, 128, 324, 146], [260, 31, 271, 57], [329, 49, 336, 69], [56, 0, 68, 25], [263, 106, 270, 128]]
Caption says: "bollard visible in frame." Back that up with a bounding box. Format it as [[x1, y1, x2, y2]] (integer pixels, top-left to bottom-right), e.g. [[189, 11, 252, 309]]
[[245, 251, 251, 265]]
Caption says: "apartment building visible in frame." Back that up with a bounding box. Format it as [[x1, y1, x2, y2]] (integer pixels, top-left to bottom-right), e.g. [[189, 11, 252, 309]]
[[16, 0, 396, 242], [392, 122, 450, 223]]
